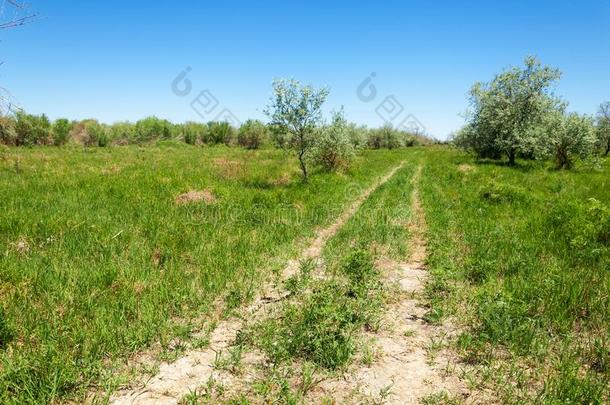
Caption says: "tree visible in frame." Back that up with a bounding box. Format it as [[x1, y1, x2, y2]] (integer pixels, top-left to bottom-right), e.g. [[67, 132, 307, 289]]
[[596, 102, 610, 156], [542, 111, 597, 169], [237, 119, 268, 149], [460, 56, 563, 165], [265, 79, 329, 180], [312, 109, 355, 171], [52, 118, 72, 146]]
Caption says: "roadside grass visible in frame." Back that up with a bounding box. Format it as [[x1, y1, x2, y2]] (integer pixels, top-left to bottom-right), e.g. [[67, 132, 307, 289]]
[[420, 147, 610, 403], [217, 163, 417, 402], [0, 142, 406, 403]]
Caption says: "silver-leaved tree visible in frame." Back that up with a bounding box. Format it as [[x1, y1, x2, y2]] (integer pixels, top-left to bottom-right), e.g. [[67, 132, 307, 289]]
[[456, 56, 563, 165], [265, 79, 329, 181]]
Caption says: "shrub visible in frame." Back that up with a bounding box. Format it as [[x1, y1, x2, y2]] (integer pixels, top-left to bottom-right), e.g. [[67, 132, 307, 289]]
[[52, 118, 72, 146], [134, 116, 172, 143], [367, 128, 383, 149], [0, 116, 17, 145], [206, 121, 235, 145], [342, 249, 376, 284], [84, 122, 109, 147], [312, 109, 355, 171], [542, 111, 598, 169], [14, 112, 52, 146], [367, 125, 402, 149], [180, 122, 207, 145], [346, 123, 367, 149], [237, 119, 268, 149], [108, 122, 135, 144]]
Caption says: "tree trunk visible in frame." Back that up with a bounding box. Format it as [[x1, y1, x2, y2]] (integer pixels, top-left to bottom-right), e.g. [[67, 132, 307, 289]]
[[508, 148, 516, 166], [298, 149, 308, 181], [605, 141, 610, 156]]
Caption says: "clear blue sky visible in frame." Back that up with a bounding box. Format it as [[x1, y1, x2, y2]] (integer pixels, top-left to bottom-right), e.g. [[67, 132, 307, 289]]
[[1, 0, 609, 138]]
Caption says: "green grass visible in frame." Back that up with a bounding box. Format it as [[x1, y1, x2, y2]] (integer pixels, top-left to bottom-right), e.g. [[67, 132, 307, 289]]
[[420, 147, 610, 403], [3, 143, 609, 403], [0, 143, 407, 403], [224, 162, 419, 403]]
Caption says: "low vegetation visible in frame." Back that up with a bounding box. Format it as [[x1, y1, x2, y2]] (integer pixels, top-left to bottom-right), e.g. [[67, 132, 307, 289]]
[[1, 61, 608, 404], [0, 144, 406, 403], [421, 148, 610, 403]]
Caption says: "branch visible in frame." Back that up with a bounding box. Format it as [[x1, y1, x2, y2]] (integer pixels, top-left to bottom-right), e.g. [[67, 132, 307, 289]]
[[0, 0, 38, 29]]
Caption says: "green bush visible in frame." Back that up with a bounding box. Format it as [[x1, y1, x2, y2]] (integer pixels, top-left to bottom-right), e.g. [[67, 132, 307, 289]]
[[342, 249, 376, 284], [84, 122, 109, 147], [14, 112, 52, 146], [206, 121, 235, 145], [180, 122, 207, 145], [237, 120, 268, 149], [134, 116, 173, 143], [312, 110, 355, 171], [108, 122, 135, 144], [52, 119, 72, 146]]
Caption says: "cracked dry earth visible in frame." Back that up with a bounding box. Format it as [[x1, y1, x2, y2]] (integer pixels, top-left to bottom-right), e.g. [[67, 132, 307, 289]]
[[305, 166, 471, 404], [110, 163, 406, 405]]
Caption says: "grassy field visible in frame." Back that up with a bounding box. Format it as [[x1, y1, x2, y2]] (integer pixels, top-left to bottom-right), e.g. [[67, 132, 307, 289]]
[[0, 143, 406, 403], [1, 144, 609, 403], [421, 148, 610, 403]]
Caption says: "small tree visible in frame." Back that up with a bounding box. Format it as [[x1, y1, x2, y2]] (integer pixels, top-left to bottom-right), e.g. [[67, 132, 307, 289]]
[[52, 118, 72, 146], [543, 111, 597, 169], [460, 56, 563, 164], [596, 102, 610, 156], [312, 109, 355, 171], [265, 79, 329, 180], [237, 119, 268, 149]]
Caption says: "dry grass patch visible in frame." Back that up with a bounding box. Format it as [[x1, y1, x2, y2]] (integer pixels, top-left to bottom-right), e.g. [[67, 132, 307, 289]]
[[174, 189, 217, 205]]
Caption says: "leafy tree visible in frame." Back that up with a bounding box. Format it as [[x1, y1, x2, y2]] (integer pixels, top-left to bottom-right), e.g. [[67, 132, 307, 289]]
[[346, 123, 367, 149], [52, 118, 72, 146], [265, 78, 329, 180], [237, 119, 268, 149], [380, 125, 402, 149], [541, 111, 597, 169], [596, 102, 610, 156], [460, 56, 563, 165], [312, 109, 355, 171]]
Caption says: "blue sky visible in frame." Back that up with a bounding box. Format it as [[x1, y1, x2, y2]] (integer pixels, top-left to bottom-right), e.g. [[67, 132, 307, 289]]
[[1, 0, 609, 138]]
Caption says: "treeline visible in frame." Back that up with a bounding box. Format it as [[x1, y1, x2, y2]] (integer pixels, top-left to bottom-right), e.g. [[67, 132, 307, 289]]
[[454, 56, 610, 169], [0, 112, 432, 150]]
